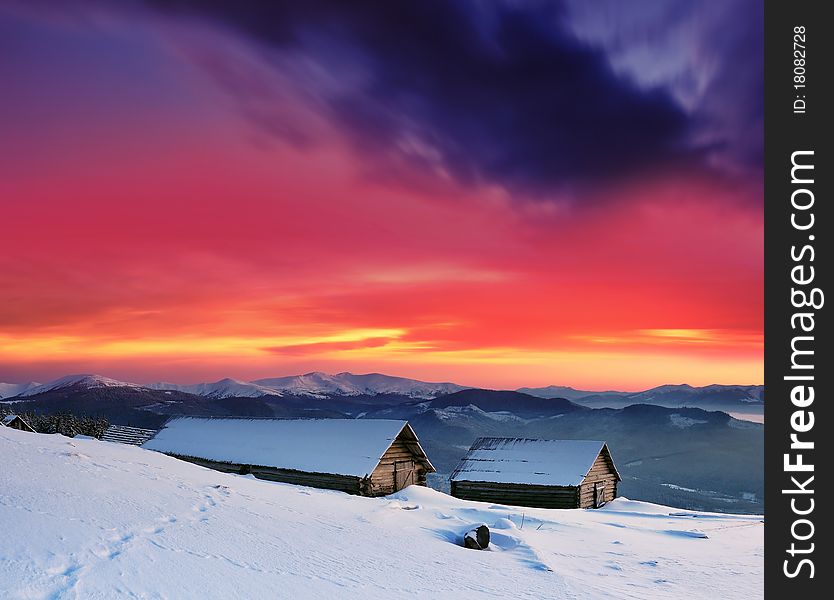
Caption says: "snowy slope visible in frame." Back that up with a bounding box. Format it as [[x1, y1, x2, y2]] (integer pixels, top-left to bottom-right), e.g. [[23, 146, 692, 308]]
[[0, 381, 40, 399], [19, 374, 144, 397], [0, 426, 762, 599], [145, 378, 283, 399]]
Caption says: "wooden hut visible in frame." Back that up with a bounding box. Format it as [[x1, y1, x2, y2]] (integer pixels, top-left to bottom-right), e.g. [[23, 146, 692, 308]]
[[1, 414, 36, 433], [450, 438, 620, 509], [100, 425, 158, 446], [142, 417, 435, 496]]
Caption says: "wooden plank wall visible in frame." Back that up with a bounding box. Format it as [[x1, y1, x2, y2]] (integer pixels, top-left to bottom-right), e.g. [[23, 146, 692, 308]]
[[577, 451, 619, 508], [168, 454, 364, 495], [450, 481, 580, 509], [369, 437, 428, 495]]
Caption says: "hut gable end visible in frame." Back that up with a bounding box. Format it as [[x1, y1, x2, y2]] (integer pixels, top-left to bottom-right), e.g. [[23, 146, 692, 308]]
[[579, 443, 621, 485], [368, 425, 436, 495]]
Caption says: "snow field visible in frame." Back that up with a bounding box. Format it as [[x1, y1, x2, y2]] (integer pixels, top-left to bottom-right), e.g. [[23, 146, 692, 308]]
[[0, 427, 762, 599]]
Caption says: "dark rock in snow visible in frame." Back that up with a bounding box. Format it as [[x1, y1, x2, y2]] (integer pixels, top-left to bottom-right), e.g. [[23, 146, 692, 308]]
[[463, 525, 490, 550]]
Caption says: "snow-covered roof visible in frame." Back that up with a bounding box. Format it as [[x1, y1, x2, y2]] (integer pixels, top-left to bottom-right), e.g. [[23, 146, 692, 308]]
[[101, 425, 158, 446], [1, 414, 34, 431], [143, 417, 428, 478], [450, 438, 617, 487]]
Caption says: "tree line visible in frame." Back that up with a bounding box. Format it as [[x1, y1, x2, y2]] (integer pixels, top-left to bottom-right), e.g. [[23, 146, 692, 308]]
[[1, 407, 108, 438]]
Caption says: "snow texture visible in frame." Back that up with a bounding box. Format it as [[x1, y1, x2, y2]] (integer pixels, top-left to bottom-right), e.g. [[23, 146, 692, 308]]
[[0, 426, 763, 599], [451, 438, 611, 486], [142, 417, 411, 478]]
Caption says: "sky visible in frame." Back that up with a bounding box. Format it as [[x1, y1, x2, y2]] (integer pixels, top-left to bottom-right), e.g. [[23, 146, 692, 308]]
[[0, 0, 763, 390]]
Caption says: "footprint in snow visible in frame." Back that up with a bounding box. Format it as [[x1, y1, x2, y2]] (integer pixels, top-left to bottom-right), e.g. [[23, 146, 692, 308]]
[[211, 484, 231, 496]]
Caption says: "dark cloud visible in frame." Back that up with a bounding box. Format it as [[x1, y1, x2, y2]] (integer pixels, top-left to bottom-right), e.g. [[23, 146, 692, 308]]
[[147, 0, 757, 198], [563, 0, 763, 177]]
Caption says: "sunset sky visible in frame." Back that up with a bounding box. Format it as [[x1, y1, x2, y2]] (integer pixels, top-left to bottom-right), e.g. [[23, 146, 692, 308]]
[[0, 1, 763, 390]]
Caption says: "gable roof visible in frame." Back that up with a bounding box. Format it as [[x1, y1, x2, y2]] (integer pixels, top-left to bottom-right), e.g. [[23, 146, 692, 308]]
[[450, 438, 619, 487], [142, 417, 433, 478]]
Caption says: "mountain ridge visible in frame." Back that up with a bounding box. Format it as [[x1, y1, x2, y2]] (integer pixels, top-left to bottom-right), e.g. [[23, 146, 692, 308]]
[[2, 372, 764, 405]]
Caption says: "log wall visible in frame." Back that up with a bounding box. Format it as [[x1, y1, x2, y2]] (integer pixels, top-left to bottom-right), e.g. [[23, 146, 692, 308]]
[[168, 454, 364, 495], [368, 437, 429, 495], [577, 449, 619, 508], [450, 480, 580, 509]]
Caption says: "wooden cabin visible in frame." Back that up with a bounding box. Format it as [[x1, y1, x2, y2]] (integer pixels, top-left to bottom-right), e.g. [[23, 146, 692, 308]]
[[450, 438, 620, 509], [100, 425, 158, 446], [1, 414, 36, 433], [142, 417, 435, 496]]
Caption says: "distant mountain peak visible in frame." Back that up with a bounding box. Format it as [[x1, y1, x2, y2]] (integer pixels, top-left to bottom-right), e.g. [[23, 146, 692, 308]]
[[20, 374, 142, 397], [146, 379, 283, 399], [0, 381, 42, 399], [253, 371, 468, 399]]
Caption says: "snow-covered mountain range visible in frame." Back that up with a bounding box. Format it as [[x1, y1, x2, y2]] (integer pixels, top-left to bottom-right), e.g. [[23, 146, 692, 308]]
[[17, 375, 145, 397], [0, 373, 764, 514], [0, 373, 764, 409], [251, 372, 467, 399], [0, 381, 41, 399], [0, 372, 467, 400], [519, 383, 764, 413], [145, 378, 284, 399]]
